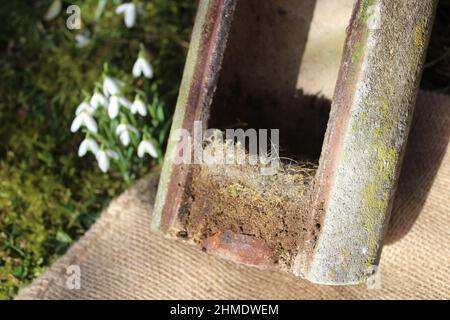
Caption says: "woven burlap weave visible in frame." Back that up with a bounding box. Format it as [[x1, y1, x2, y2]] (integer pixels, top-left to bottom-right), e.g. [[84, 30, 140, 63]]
[[16, 90, 450, 300]]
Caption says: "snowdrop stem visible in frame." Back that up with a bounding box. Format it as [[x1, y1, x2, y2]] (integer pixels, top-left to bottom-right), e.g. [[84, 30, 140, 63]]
[[117, 160, 131, 184], [142, 131, 151, 141], [81, 90, 91, 101], [115, 150, 131, 184], [135, 88, 146, 97], [138, 44, 146, 58], [127, 112, 139, 129], [93, 122, 118, 158], [103, 62, 109, 74]]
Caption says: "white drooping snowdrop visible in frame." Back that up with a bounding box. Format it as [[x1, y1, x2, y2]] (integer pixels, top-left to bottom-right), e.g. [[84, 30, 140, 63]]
[[75, 101, 95, 115], [103, 76, 124, 97], [132, 52, 153, 79], [71, 112, 98, 133], [116, 123, 139, 146], [90, 91, 108, 109], [96, 149, 119, 173], [116, 2, 137, 28], [108, 96, 120, 119], [71, 39, 164, 180], [78, 138, 100, 157], [138, 139, 158, 158], [131, 96, 147, 116], [44, 0, 62, 21], [108, 95, 131, 119]]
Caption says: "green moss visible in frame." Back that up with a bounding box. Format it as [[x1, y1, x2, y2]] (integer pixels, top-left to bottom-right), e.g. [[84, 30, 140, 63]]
[[225, 182, 260, 201], [226, 183, 243, 198], [0, 0, 196, 299]]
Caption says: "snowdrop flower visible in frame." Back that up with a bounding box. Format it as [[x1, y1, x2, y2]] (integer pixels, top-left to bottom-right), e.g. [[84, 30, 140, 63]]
[[131, 96, 147, 116], [90, 91, 108, 109], [96, 149, 119, 173], [103, 76, 124, 97], [108, 95, 120, 119], [138, 139, 158, 158], [133, 55, 153, 79], [108, 95, 131, 119], [75, 102, 95, 115], [116, 123, 138, 146], [44, 0, 62, 21], [116, 3, 137, 28], [71, 112, 98, 133], [78, 138, 99, 157]]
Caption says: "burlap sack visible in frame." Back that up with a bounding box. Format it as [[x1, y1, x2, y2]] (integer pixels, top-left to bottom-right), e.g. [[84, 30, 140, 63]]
[[17, 0, 450, 299], [16, 90, 450, 300]]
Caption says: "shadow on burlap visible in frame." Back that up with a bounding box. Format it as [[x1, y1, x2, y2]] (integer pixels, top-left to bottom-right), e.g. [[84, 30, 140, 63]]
[[16, 91, 450, 300]]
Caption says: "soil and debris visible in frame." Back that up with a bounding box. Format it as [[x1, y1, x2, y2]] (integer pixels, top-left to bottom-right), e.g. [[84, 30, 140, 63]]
[[178, 136, 319, 268]]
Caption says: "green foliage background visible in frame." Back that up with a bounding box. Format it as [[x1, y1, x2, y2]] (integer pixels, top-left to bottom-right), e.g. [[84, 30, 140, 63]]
[[0, 0, 196, 299]]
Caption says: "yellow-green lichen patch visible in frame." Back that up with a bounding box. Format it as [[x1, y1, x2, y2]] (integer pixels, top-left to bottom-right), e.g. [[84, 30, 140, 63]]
[[377, 144, 397, 176], [361, 100, 398, 270], [404, 18, 428, 79], [352, 42, 364, 65], [362, 181, 387, 268], [328, 269, 337, 281], [414, 19, 426, 49], [343, 250, 353, 259]]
